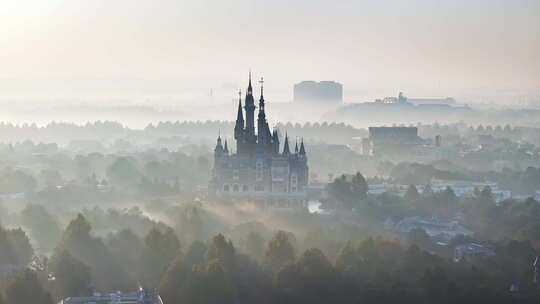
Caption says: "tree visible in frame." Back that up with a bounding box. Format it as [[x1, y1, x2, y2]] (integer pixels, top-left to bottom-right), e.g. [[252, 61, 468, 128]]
[[207, 234, 236, 272], [336, 241, 357, 271], [438, 186, 457, 212], [422, 184, 434, 197], [106, 228, 144, 280], [0, 200, 8, 224], [159, 254, 189, 304], [276, 248, 344, 304], [351, 172, 368, 200], [327, 172, 368, 210], [139, 227, 181, 288], [51, 250, 92, 300], [184, 241, 207, 267], [106, 157, 141, 190], [54, 214, 133, 291], [405, 185, 420, 204], [6, 228, 34, 266], [20, 204, 62, 254], [0, 226, 15, 264], [327, 175, 353, 207], [244, 231, 265, 262], [178, 262, 235, 304], [5, 269, 53, 304], [264, 231, 295, 272], [204, 261, 235, 304], [176, 206, 204, 245], [407, 228, 433, 251]]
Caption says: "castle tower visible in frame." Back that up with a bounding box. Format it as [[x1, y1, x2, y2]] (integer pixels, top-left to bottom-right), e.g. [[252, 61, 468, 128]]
[[234, 90, 245, 153], [272, 130, 280, 154], [244, 72, 256, 143], [283, 133, 291, 156], [257, 77, 271, 145]]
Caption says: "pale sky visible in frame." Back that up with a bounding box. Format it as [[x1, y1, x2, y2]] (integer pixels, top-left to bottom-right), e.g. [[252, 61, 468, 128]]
[[0, 0, 539, 103]]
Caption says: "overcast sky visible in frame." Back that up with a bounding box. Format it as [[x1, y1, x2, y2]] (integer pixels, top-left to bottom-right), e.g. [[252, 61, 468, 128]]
[[0, 0, 539, 103]]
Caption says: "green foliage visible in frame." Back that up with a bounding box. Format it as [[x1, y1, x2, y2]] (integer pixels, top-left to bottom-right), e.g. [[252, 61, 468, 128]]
[[20, 204, 62, 254], [5, 270, 53, 304], [275, 248, 345, 304], [265, 231, 296, 272], [5, 228, 34, 266], [51, 250, 92, 300], [175, 205, 204, 245], [159, 254, 189, 304], [207, 234, 236, 272], [54, 214, 133, 291], [327, 172, 368, 210], [106, 157, 142, 190], [106, 228, 144, 281], [139, 227, 181, 288], [0, 226, 15, 265], [404, 184, 420, 203], [0, 168, 37, 193], [0, 225, 34, 266], [184, 241, 207, 267]]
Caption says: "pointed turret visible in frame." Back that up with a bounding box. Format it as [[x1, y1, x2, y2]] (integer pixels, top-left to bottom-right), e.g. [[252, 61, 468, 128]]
[[214, 135, 224, 154], [234, 90, 244, 141], [247, 70, 253, 94], [272, 130, 279, 143], [257, 77, 271, 144], [294, 139, 299, 154], [272, 129, 280, 154], [244, 72, 256, 142], [224, 140, 229, 154], [299, 138, 306, 156], [283, 134, 290, 155], [258, 77, 265, 114]]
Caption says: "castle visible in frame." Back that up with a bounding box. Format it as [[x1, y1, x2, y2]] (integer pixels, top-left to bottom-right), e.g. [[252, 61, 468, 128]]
[[209, 74, 309, 207]]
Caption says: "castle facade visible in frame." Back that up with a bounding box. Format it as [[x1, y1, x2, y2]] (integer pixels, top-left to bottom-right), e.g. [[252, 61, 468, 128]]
[[209, 74, 308, 207]]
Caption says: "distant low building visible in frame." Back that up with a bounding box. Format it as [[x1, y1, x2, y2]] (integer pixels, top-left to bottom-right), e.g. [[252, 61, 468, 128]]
[[388, 216, 473, 241], [293, 81, 343, 104], [454, 243, 495, 262], [60, 289, 162, 304], [375, 92, 456, 106], [367, 126, 423, 156]]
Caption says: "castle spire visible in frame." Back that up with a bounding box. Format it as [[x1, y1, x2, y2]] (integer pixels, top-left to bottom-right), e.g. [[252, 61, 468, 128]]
[[294, 138, 299, 154], [224, 140, 229, 154], [236, 90, 243, 122], [258, 77, 265, 113], [214, 134, 223, 153], [248, 70, 253, 93], [299, 138, 306, 155], [283, 133, 290, 155], [244, 72, 256, 142]]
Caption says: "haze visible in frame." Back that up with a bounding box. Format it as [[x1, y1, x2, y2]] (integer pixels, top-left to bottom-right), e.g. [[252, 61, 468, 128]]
[[1, 0, 539, 105]]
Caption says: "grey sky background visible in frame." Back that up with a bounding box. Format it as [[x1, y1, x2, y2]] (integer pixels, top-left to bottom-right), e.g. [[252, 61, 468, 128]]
[[0, 0, 539, 105]]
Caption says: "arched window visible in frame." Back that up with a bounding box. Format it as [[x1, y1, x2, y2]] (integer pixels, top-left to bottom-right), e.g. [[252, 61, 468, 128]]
[[223, 184, 230, 192]]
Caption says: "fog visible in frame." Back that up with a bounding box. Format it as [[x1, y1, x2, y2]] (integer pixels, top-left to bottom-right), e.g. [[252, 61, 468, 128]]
[[0, 1, 540, 304], [1, 0, 539, 107]]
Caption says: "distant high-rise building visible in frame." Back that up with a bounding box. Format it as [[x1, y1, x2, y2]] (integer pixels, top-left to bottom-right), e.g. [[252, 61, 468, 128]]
[[293, 81, 343, 103]]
